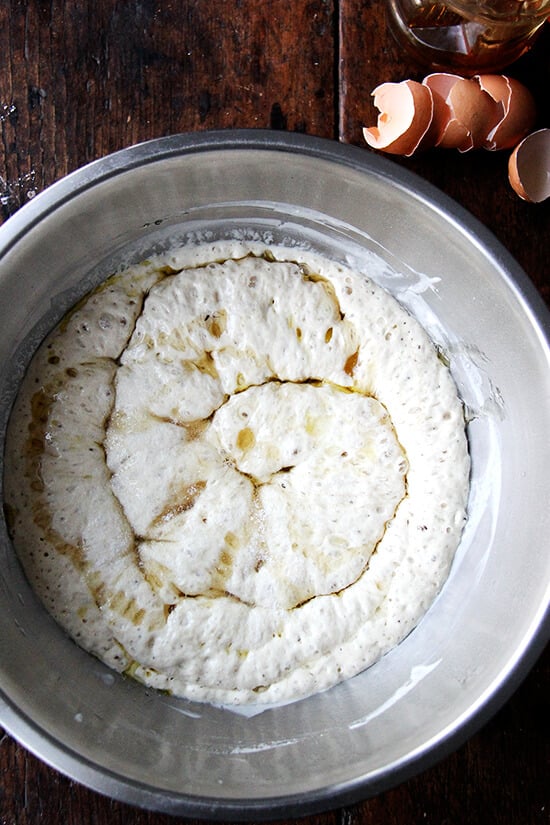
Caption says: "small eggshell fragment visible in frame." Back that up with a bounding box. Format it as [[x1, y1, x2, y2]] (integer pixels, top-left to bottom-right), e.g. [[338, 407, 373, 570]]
[[424, 73, 500, 152], [508, 128, 550, 203], [475, 75, 537, 150], [362, 80, 434, 156]]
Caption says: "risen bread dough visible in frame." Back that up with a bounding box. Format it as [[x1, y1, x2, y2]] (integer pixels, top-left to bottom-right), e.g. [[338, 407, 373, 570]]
[[4, 243, 470, 704]]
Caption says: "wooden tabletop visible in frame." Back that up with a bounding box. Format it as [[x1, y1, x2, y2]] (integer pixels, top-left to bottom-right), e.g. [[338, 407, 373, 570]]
[[1, 2, 549, 823]]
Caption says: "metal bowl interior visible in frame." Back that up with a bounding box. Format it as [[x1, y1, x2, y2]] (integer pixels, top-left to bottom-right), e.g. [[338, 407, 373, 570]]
[[0, 131, 549, 820]]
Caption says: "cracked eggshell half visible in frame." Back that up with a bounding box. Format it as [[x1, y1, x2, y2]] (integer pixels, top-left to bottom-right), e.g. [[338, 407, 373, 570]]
[[362, 80, 434, 156], [508, 128, 550, 203], [423, 73, 500, 152], [475, 75, 537, 151]]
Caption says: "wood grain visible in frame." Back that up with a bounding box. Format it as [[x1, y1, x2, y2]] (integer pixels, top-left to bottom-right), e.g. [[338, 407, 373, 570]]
[[1, 0, 336, 218], [1, 1, 549, 823]]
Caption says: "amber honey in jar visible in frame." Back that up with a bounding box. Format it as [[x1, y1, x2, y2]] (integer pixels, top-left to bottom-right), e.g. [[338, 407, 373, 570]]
[[386, 0, 550, 73]]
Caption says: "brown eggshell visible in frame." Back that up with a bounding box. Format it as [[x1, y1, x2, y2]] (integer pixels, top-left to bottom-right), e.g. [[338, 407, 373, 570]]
[[424, 73, 501, 152], [449, 78, 501, 150], [508, 128, 550, 203], [363, 80, 434, 156], [423, 73, 467, 150], [476, 74, 537, 150], [419, 82, 452, 149]]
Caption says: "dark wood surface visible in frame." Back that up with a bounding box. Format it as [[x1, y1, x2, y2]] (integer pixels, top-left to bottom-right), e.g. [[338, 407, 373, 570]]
[[1, 2, 549, 823]]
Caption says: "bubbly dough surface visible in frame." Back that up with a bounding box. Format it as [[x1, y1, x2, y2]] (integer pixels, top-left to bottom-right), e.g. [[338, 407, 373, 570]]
[[4, 242, 470, 704]]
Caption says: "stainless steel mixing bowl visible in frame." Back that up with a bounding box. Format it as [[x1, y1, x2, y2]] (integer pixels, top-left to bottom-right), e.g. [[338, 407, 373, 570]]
[[1, 131, 549, 819]]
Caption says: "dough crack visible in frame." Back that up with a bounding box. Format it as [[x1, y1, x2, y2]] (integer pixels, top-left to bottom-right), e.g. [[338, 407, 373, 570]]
[[4, 245, 469, 705]]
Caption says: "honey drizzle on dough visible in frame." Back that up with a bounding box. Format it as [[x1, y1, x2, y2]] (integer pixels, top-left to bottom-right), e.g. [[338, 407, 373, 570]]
[[21, 256, 407, 618]]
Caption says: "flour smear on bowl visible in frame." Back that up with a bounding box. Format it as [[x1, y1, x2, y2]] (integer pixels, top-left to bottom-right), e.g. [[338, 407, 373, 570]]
[[3, 241, 470, 705]]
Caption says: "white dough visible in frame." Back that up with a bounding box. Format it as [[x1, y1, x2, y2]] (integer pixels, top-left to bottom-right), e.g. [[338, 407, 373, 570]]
[[3, 243, 470, 704]]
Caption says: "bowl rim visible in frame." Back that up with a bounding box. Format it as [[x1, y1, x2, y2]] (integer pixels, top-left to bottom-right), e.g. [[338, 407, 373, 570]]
[[2, 127, 550, 330]]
